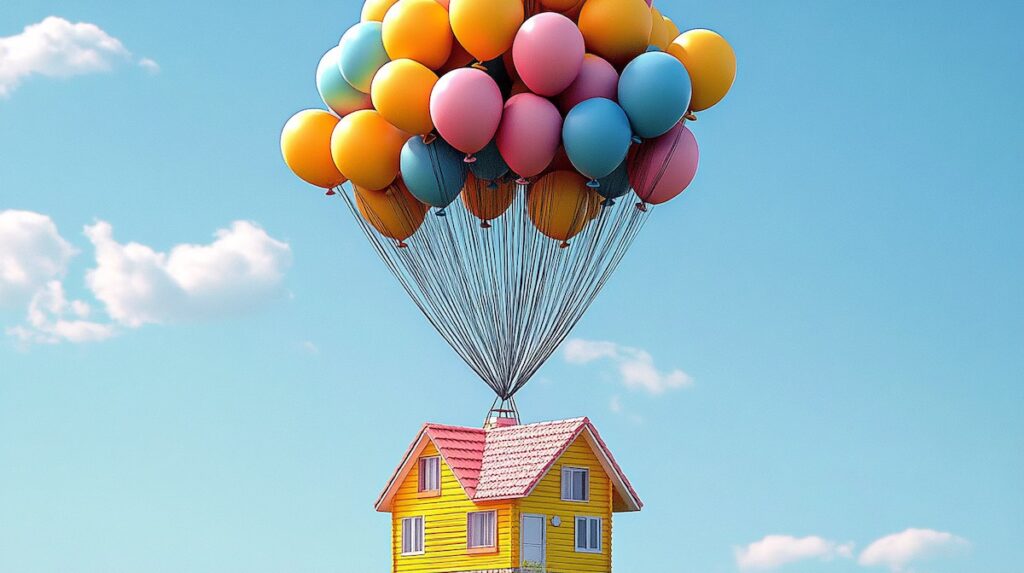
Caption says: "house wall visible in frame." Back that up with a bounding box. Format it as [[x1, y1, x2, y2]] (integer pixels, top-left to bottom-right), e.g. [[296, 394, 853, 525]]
[[391, 442, 514, 573], [513, 435, 613, 573]]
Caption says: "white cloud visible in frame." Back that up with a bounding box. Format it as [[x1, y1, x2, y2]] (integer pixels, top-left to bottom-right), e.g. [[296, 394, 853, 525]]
[[85, 220, 292, 327], [735, 535, 854, 570], [138, 57, 159, 74], [859, 528, 969, 572], [6, 281, 115, 344], [563, 339, 693, 394], [0, 16, 156, 96], [0, 210, 76, 307]]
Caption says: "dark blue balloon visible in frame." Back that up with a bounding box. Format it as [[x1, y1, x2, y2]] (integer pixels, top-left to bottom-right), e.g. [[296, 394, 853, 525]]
[[400, 137, 467, 213], [618, 51, 692, 140], [469, 140, 510, 181], [562, 98, 633, 183], [596, 160, 631, 206]]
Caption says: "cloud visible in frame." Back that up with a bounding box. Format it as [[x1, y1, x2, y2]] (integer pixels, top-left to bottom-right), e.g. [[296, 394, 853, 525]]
[[0, 16, 156, 96], [0, 210, 76, 307], [858, 528, 969, 572], [85, 220, 292, 327], [6, 281, 115, 344], [138, 57, 159, 74], [735, 535, 854, 570], [563, 339, 693, 394]]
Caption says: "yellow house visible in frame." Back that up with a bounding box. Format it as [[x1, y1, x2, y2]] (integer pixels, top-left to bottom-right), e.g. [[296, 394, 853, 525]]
[[375, 417, 643, 573]]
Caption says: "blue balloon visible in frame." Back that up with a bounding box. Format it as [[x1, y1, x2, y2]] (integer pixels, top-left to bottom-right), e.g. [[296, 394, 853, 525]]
[[562, 98, 633, 183], [618, 51, 692, 140], [316, 46, 372, 117], [469, 140, 509, 181], [401, 137, 468, 213], [337, 22, 389, 94], [596, 160, 631, 206]]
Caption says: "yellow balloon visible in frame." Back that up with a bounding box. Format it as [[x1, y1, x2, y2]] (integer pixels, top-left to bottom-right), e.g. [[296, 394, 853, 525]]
[[382, 0, 453, 70], [663, 16, 680, 43], [361, 0, 399, 22], [462, 173, 516, 226], [331, 110, 410, 191], [355, 180, 428, 243], [528, 171, 601, 245], [669, 29, 737, 112], [578, 0, 652, 67], [281, 110, 346, 189], [648, 8, 674, 51], [371, 59, 438, 135], [450, 0, 525, 62]]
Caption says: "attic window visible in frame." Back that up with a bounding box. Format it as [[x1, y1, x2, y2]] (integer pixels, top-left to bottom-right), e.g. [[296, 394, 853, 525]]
[[561, 467, 589, 502], [418, 456, 440, 493]]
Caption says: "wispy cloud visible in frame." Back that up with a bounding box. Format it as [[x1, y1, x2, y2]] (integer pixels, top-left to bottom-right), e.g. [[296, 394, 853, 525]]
[[0, 16, 157, 96], [563, 339, 693, 394], [735, 535, 854, 570], [0, 210, 76, 307], [6, 281, 115, 344], [858, 528, 969, 572]]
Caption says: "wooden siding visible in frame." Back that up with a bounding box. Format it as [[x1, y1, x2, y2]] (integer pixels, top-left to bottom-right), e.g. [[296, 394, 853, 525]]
[[513, 435, 613, 573], [391, 442, 514, 573]]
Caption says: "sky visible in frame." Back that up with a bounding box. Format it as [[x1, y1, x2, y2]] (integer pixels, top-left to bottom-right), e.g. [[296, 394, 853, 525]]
[[1, 1, 1022, 573]]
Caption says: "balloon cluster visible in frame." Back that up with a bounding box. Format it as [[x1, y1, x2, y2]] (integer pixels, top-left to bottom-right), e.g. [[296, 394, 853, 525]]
[[281, 0, 736, 245]]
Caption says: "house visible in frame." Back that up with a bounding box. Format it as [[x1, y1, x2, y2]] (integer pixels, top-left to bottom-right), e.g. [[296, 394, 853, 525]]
[[375, 416, 643, 573]]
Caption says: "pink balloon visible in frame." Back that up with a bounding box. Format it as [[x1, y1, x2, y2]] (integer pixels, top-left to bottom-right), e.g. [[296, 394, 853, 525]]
[[556, 54, 619, 115], [430, 68, 504, 158], [496, 93, 564, 181], [513, 13, 585, 97], [628, 122, 699, 205]]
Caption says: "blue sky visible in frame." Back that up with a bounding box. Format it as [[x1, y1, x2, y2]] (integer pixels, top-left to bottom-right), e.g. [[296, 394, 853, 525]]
[[1, 1, 1022, 572]]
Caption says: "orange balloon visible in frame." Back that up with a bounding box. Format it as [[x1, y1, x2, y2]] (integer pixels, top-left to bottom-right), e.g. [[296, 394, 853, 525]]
[[361, 0, 400, 22], [281, 110, 346, 189], [382, 0, 453, 70], [355, 180, 428, 243], [331, 110, 410, 191], [371, 59, 438, 135], [540, 0, 581, 11], [669, 29, 737, 112], [462, 173, 516, 226], [528, 170, 601, 244], [649, 8, 675, 51], [578, 0, 652, 67], [450, 0, 525, 62]]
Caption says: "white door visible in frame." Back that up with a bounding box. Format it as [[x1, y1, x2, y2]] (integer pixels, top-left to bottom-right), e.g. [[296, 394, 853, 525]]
[[521, 514, 546, 571]]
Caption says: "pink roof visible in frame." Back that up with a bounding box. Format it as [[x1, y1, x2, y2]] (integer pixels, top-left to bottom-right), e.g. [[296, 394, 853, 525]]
[[375, 417, 643, 512]]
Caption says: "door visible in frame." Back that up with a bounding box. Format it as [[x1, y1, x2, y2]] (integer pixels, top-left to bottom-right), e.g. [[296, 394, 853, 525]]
[[521, 514, 546, 571]]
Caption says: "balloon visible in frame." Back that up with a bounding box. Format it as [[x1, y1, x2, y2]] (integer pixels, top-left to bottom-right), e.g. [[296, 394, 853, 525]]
[[628, 122, 698, 205], [578, 0, 652, 67], [668, 29, 737, 112], [496, 93, 563, 182], [382, 0, 453, 70], [430, 68, 504, 159], [361, 0, 400, 22], [371, 59, 438, 135], [662, 16, 680, 48], [331, 110, 410, 190], [400, 137, 468, 211], [562, 98, 633, 183], [338, 22, 390, 93], [462, 173, 516, 226], [512, 13, 586, 97], [479, 57, 515, 101], [469, 140, 510, 181], [281, 110, 346, 189], [355, 180, 428, 245], [618, 51, 691, 139], [595, 160, 630, 205], [316, 47, 374, 117], [557, 53, 618, 114], [648, 8, 675, 51], [435, 0, 450, 7], [438, 41, 475, 74], [540, 0, 582, 10], [528, 170, 601, 245], [450, 0, 525, 62]]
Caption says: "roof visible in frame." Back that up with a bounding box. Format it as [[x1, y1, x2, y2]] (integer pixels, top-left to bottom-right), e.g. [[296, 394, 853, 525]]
[[375, 417, 643, 513]]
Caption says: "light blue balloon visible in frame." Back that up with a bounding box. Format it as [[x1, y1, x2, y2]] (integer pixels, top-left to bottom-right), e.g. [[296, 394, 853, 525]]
[[337, 22, 389, 94], [316, 46, 372, 117], [401, 137, 468, 213], [469, 140, 509, 182], [562, 98, 633, 183], [618, 51, 692, 140]]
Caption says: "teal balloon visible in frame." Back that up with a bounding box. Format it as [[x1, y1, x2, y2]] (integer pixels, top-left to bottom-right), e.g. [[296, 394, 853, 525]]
[[596, 160, 631, 206], [401, 137, 468, 212], [337, 22, 389, 93], [316, 47, 372, 117], [562, 98, 633, 182], [618, 51, 692, 139], [469, 140, 509, 181]]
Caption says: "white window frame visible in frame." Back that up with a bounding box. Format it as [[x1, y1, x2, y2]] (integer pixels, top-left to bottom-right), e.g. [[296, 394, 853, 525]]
[[418, 456, 441, 493], [401, 516, 425, 556], [466, 510, 497, 549], [574, 515, 602, 554], [561, 466, 590, 502]]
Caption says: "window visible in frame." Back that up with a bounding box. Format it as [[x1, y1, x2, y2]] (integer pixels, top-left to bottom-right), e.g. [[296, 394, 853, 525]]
[[401, 516, 425, 555], [418, 457, 440, 493], [561, 467, 589, 502], [575, 516, 601, 553], [467, 511, 496, 549]]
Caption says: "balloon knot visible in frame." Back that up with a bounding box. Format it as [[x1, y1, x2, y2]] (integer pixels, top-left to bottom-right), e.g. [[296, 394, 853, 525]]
[[487, 181, 499, 190], [602, 198, 615, 207], [471, 62, 488, 71], [631, 135, 643, 144], [636, 201, 649, 213], [560, 241, 571, 249], [481, 221, 492, 229], [436, 209, 447, 217], [397, 241, 409, 249], [325, 189, 337, 196], [587, 179, 601, 189], [464, 154, 477, 164], [684, 111, 698, 122], [516, 177, 530, 186], [422, 133, 437, 145]]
